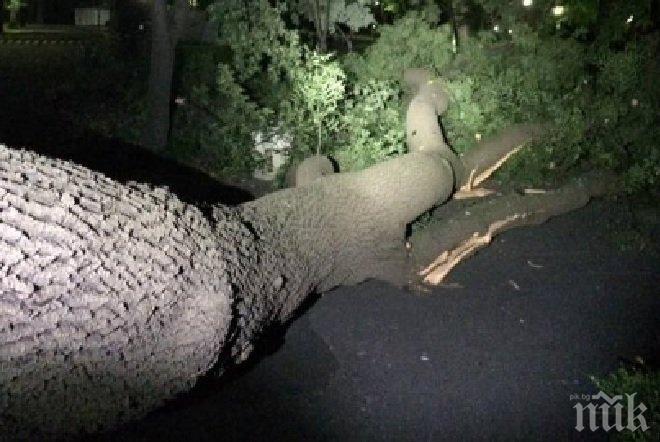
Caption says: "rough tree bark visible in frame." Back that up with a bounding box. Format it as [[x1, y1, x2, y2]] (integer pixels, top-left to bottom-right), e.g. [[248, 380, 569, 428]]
[[0, 69, 613, 440], [141, 0, 190, 151], [310, 0, 329, 52]]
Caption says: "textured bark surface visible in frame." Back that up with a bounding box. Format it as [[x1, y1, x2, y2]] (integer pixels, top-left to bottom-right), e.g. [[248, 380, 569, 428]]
[[0, 146, 239, 439], [243, 150, 455, 292]]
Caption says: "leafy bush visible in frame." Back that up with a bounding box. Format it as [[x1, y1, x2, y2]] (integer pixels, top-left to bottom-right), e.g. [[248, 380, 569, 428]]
[[443, 26, 590, 186], [194, 0, 410, 176], [334, 79, 405, 171], [170, 53, 267, 176], [342, 12, 454, 83], [586, 39, 660, 192], [343, 10, 659, 192], [282, 50, 346, 156]]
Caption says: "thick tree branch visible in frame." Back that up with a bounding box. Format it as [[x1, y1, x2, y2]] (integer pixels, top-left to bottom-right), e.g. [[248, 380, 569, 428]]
[[458, 123, 546, 189], [410, 172, 619, 285]]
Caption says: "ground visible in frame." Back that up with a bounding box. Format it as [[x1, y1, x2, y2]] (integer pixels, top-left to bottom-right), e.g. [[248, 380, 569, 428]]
[[88, 199, 659, 442]]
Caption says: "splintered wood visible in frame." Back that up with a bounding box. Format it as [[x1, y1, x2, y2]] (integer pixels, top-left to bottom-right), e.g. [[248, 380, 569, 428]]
[[418, 214, 526, 285], [460, 143, 526, 192], [453, 187, 496, 199]]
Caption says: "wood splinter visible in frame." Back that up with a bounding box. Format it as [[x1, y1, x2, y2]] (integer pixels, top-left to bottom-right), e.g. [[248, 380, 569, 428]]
[[460, 144, 526, 192], [418, 214, 526, 285]]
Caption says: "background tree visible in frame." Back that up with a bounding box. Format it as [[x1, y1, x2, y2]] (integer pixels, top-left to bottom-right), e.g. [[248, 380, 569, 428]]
[[33, 0, 43, 24], [141, 0, 192, 151], [5, 0, 25, 28], [287, 0, 375, 52], [290, 51, 345, 154]]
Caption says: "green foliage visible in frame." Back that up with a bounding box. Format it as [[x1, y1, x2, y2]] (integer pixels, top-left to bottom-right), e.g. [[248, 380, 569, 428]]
[[169, 0, 299, 177], [440, 26, 591, 186], [286, 51, 346, 155], [586, 40, 660, 192], [335, 79, 405, 170], [344, 8, 659, 192], [592, 367, 659, 441], [169, 1, 659, 190], [343, 12, 454, 83], [211, 0, 303, 86], [170, 55, 267, 176], [183, 0, 405, 176], [285, 0, 376, 38]]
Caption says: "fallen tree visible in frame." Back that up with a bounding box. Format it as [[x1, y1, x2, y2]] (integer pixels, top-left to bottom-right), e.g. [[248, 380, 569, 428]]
[[0, 69, 614, 440]]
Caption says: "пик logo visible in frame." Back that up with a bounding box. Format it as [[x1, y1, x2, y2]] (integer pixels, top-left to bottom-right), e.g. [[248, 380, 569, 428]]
[[574, 391, 649, 433]]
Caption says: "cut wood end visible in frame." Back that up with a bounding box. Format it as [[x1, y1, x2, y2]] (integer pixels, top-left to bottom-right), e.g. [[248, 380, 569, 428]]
[[454, 188, 496, 199], [418, 250, 449, 276], [523, 188, 548, 194]]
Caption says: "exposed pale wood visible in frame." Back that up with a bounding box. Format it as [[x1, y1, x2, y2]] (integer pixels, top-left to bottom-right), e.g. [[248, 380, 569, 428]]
[[418, 214, 524, 285], [453, 187, 496, 199], [523, 188, 549, 194], [411, 172, 619, 286], [460, 144, 525, 192]]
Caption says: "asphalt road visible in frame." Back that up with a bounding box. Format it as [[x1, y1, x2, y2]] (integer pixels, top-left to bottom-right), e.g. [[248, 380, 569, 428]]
[[96, 199, 659, 442]]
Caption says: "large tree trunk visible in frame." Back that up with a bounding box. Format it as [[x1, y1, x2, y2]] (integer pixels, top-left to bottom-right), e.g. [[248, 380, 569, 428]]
[[8, 8, 18, 28], [34, 0, 44, 25], [0, 69, 611, 440], [141, 0, 189, 151], [311, 0, 329, 52], [0, 148, 455, 442]]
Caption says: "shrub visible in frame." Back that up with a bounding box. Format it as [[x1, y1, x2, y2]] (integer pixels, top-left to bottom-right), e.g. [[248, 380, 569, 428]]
[[342, 11, 454, 84], [334, 79, 405, 171], [170, 51, 267, 177]]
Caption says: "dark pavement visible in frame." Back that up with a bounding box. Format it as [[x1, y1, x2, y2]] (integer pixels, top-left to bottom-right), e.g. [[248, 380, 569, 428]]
[[98, 199, 659, 442]]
